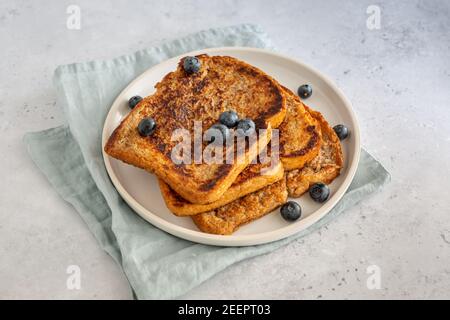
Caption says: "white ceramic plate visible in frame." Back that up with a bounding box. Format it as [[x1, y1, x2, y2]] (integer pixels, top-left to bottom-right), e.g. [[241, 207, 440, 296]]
[[102, 47, 360, 246]]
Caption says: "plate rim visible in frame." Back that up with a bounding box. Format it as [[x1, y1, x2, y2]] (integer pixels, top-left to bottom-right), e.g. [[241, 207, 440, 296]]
[[101, 46, 361, 246]]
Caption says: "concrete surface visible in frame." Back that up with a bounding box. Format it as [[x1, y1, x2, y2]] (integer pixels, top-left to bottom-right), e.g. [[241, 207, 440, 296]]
[[0, 0, 449, 299]]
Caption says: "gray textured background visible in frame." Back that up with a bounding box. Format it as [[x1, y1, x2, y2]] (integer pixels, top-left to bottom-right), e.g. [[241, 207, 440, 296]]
[[1, 0, 449, 299]]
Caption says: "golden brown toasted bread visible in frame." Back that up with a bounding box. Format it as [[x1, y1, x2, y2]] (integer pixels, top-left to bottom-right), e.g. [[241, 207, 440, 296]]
[[156, 80, 341, 233], [158, 86, 320, 216], [190, 106, 342, 235], [286, 106, 344, 197], [105, 54, 287, 204], [279, 87, 321, 170], [159, 148, 284, 216], [192, 177, 288, 235]]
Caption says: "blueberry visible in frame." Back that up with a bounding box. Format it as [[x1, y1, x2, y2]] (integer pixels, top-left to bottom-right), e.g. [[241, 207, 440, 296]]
[[138, 117, 156, 137], [128, 95, 143, 109], [205, 123, 230, 145], [333, 124, 349, 140], [280, 201, 302, 221], [219, 110, 239, 128], [309, 183, 330, 203], [297, 84, 313, 99], [183, 56, 201, 74], [236, 119, 256, 136]]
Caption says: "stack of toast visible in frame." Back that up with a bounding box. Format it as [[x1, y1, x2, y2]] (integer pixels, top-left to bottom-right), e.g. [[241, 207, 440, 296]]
[[105, 54, 343, 235]]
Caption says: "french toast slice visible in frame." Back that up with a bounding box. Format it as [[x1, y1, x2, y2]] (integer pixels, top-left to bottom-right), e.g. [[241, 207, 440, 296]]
[[105, 55, 287, 204], [192, 177, 288, 235], [159, 87, 321, 216], [192, 106, 342, 235], [286, 106, 344, 197], [158, 87, 321, 216], [159, 160, 284, 216], [279, 87, 321, 170], [159, 145, 284, 216]]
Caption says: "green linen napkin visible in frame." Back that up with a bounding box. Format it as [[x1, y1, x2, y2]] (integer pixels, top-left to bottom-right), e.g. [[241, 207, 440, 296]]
[[24, 24, 390, 300]]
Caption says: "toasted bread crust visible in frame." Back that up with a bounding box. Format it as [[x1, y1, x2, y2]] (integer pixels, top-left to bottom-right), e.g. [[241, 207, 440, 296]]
[[105, 55, 287, 204], [286, 106, 344, 198], [279, 87, 321, 170], [159, 159, 284, 216], [192, 177, 288, 235], [159, 141, 283, 216]]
